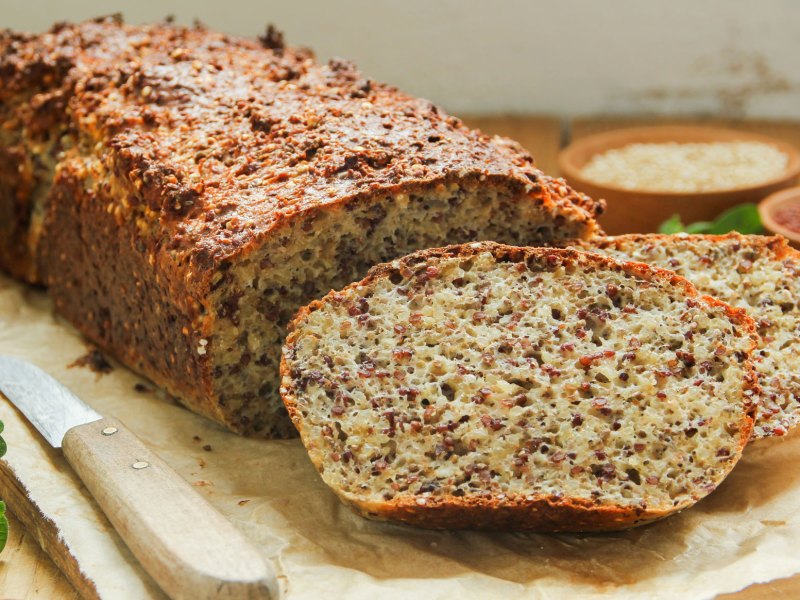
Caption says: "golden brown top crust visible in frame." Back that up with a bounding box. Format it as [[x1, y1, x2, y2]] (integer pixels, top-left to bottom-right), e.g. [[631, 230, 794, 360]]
[[576, 232, 787, 257], [1, 16, 601, 275]]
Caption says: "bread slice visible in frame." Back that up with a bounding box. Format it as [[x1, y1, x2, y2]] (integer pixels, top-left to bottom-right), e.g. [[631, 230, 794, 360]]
[[281, 243, 758, 531], [577, 233, 799, 439], [0, 18, 602, 437]]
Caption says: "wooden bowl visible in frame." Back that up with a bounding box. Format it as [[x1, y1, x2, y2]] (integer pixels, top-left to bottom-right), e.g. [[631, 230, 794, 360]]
[[558, 126, 800, 235], [759, 186, 800, 248]]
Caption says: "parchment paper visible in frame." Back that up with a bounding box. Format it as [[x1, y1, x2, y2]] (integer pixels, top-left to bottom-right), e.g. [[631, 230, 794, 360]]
[[1, 271, 799, 599]]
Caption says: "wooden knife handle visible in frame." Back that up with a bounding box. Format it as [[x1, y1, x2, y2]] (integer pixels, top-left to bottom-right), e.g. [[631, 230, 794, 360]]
[[62, 417, 277, 600]]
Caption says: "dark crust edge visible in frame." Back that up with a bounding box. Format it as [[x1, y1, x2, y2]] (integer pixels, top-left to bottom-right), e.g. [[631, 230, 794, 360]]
[[568, 232, 788, 260], [280, 242, 760, 531]]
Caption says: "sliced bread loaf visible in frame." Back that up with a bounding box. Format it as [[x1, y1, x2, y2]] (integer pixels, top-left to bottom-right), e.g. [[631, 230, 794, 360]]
[[0, 18, 601, 437], [578, 233, 800, 439], [281, 243, 758, 531]]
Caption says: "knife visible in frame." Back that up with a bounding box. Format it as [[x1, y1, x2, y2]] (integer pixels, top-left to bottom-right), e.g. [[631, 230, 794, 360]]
[[0, 355, 277, 600]]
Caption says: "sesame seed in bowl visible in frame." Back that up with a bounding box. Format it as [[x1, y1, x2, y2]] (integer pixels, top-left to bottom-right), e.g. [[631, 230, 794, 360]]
[[559, 126, 800, 234], [579, 141, 789, 194]]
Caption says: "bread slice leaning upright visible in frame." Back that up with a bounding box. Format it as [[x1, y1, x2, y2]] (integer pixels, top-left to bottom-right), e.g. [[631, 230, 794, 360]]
[[281, 243, 759, 531], [576, 233, 800, 439]]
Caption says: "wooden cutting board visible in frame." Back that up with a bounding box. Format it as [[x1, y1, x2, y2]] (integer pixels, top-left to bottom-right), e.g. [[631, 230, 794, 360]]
[[0, 511, 81, 599]]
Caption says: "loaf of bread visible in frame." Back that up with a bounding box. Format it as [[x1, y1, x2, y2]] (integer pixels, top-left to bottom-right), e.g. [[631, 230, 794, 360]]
[[0, 17, 602, 437], [577, 233, 800, 439], [281, 243, 759, 530]]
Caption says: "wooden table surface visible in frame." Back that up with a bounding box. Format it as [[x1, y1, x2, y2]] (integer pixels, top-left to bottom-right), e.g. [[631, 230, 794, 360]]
[[4, 115, 800, 599]]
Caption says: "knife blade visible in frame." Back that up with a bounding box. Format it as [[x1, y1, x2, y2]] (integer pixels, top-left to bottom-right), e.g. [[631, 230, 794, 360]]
[[0, 355, 277, 600], [0, 356, 101, 448]]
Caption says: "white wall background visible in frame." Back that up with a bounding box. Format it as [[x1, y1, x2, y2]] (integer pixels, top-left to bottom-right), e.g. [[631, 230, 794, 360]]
[[3, 0, 799, 119]]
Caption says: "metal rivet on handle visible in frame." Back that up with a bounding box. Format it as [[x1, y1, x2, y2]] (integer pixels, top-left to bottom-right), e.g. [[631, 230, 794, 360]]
[[102, 427, 118, 436], [132, 461, 150, 470]]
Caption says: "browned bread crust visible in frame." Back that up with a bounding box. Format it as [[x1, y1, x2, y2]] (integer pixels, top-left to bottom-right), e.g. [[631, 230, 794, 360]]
[[0, 17, 602, 436], [281, 243, 759, 530]]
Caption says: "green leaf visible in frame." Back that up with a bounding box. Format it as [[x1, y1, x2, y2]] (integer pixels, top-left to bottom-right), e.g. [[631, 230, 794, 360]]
[[0, 418, 5, 458], [704, 203, 764, 235], [659, 214, 685, 234], [0, 501, 6, 553], [657, 203, 764, 235], [684, 221, 714, 234]]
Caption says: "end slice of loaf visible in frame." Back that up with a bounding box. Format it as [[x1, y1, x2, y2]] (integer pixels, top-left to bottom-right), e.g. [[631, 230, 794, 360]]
[[577, 233, 799, 439], [281, 243, 758, 531]]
